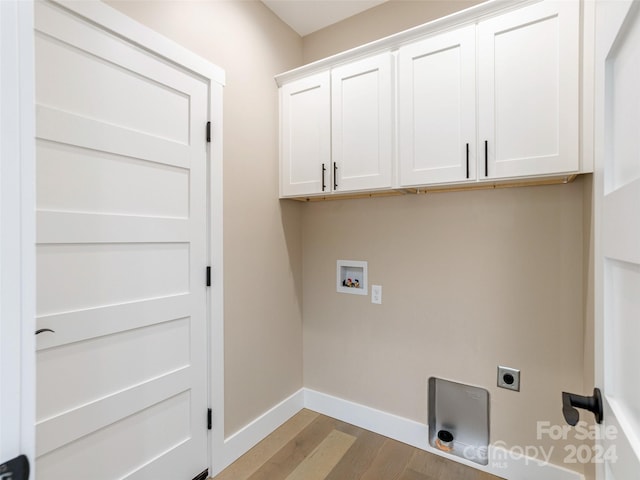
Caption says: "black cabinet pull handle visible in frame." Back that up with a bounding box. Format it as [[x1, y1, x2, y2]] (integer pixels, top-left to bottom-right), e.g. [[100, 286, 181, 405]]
[[466, 143, 469, 179], [333, 162, 338, 190], [321, 163, 326, 192], [484, 140, 488, 177], [36, 328, 55, 335]]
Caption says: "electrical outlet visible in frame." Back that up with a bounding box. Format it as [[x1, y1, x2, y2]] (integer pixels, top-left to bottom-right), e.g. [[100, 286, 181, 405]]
[[497, 366, 520, 391], [371, 285, 382, 304]]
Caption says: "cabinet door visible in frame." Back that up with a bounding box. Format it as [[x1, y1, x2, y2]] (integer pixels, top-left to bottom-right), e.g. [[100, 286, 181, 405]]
[[332, 53, 393, 192], [280, 71, 330, 197], [398, 25, 476, 186], [478, 1, 579, 179]]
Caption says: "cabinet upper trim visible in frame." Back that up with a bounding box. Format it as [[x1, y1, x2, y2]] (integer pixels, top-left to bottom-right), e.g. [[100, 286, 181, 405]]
[[275, 0, 535, 86]]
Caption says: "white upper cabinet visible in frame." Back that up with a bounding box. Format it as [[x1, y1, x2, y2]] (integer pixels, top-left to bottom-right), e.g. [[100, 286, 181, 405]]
[[398, 25, 476, 187], [280, 71, 330, 197], [478, 1, 579, 179], [277, 0, 584, 198], [331, 52, 393, 192]]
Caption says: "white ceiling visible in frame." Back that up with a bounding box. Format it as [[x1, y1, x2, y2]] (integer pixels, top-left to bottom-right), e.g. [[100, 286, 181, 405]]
[[262, 0, 389, 37]]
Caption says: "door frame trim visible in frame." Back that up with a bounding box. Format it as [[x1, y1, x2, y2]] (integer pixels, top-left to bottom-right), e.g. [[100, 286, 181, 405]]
[[0, 0, 36, 470]]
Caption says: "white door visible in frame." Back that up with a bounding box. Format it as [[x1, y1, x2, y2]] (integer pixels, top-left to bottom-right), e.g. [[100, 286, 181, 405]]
[[332, 52, 393, 192], [280, 71, 331, 197], [398, 25, 476, 187], [595, 0, 640, 478], [478, 0, 579, 179], [34, 2, 209, 479]]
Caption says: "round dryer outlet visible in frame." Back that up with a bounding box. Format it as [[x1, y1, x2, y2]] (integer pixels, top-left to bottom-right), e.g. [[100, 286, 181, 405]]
[[497, 366, 520, 391]]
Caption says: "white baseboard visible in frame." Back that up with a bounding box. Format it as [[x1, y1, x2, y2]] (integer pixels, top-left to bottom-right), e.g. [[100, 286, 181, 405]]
[[304, 388, 428, 450], [216, 389, 304, 475], [216, 388, 584, 480], [303, 388, 585, 480]]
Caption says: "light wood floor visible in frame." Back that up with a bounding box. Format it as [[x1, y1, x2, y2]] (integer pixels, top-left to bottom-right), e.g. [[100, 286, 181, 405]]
[[212, 409, 505, 480]]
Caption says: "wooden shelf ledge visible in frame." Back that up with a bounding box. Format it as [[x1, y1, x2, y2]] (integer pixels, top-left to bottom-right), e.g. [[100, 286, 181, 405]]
[[283, 174, 579, 202]]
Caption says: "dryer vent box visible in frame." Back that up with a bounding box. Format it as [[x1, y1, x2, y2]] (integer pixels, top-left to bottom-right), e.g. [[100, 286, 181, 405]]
[[428, 377, 489, 466]]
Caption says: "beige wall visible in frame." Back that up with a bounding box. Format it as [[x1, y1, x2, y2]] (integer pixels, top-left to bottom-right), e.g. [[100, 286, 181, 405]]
[[301, 2, 588, 472], [302, 183, 587, 470], [302, 0, 485, 63], [106, 0, 304, 437]]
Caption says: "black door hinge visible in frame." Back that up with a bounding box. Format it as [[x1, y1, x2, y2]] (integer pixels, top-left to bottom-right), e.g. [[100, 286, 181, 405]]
[[206, 121, 211, 143], [207, 408, 212, 430], [192, 468, 209, 480], [206, 266, 211, 287]]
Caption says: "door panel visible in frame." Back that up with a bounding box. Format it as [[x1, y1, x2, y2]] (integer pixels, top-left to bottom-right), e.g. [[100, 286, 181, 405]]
[[35, 1, 208, 478], [331, 52, 393, 192], [605, 1, 640, 195], [34, 34, 190, 143], [478, 0, 579, 178], [605, 260, 640, 428], [495, 15, 559, 160], [280, 71, 330, 197], [37, 316, 190, 420], [36, 391, 192, 480], [37, 243, 189, 314], [36, 141, 190, 218], [398, 25, 476, 186]]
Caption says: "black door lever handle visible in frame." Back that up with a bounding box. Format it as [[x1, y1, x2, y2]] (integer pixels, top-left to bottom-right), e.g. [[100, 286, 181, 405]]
[[35, 328, 55, 335], [0, 454, 30, 480], [562, 388, 603, 425]]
